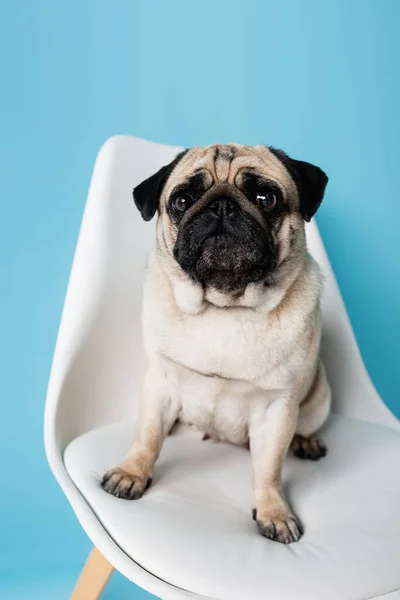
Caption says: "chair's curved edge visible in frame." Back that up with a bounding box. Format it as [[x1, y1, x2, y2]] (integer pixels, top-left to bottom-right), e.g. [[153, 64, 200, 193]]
[[45, 448, 212, 600], [306, 221, 399, 431]]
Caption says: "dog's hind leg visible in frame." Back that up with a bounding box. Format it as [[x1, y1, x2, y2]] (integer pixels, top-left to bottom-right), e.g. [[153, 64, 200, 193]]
[[291, 361, 331, 461]]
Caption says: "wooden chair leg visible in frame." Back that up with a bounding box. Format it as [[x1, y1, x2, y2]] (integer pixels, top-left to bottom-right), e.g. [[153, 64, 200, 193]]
[[70, 547, 114, 600]]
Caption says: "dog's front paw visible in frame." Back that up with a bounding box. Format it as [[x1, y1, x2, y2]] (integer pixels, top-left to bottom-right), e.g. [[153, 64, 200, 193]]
[[101, 467, 152, 500], [252, 508, 303, 544]]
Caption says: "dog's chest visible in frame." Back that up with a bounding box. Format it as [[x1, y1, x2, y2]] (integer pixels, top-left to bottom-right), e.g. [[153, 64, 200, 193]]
[[145, 298, 297, 387]]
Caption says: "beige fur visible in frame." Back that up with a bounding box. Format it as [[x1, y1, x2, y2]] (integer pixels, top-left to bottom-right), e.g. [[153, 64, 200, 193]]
[[102, 144, 331, 544]]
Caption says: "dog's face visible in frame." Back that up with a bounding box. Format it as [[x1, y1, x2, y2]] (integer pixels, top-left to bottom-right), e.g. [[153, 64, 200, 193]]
[[133, 144, 328, 293]]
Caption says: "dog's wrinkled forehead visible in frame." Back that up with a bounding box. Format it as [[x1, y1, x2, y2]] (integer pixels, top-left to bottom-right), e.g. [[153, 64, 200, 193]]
[[161, 144, 299, 207]]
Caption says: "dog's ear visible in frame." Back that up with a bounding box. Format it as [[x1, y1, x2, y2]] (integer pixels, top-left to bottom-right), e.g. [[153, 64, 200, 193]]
[[133, 149, 189, 221], [269, 148, 328, 222]]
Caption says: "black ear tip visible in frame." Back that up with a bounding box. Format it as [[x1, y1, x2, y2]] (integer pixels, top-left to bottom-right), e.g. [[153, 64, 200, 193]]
[[316, 169, 329, 200], [133, 186, 154, 221], [141, 212, 155, 222], [320, 168, 329, 186], [303, 167, 328, 222]]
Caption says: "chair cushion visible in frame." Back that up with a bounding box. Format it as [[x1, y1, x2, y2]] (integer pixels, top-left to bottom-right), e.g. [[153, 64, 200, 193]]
[[64, 415, 400, 600]]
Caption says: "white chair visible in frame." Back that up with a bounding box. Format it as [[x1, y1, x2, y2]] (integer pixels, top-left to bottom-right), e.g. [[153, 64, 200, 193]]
[[44, 136, 400, 600]]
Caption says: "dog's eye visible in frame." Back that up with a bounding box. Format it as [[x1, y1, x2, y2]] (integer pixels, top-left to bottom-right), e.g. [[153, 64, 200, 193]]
[[256, 189, 277, 211], [173, 195, 192, 213]]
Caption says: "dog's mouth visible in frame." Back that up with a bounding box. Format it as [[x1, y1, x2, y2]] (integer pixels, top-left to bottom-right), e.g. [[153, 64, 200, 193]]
[[201, 232, 234, 252], [200, 233, 248, 269], [190, 231, 275, 292]]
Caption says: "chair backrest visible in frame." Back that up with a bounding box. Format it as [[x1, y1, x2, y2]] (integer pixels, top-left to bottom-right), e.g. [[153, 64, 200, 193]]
[[45, 136, 397, 459]]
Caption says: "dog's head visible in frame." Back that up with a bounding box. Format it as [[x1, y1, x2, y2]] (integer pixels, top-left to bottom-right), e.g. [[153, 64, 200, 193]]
[[133, 144, 327, 294]]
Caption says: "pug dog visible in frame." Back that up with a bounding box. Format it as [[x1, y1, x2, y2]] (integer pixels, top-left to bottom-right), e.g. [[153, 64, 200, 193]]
[[102, 144, 331, 544]]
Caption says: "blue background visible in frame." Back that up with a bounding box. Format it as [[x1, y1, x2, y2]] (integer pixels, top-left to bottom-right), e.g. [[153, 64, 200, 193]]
[[0, 1, 399, 598]]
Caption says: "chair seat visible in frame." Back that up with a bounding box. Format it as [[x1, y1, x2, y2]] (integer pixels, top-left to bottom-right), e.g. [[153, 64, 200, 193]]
[[64, 415, 400, 600]]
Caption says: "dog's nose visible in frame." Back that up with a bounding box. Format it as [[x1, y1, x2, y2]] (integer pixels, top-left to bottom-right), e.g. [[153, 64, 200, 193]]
[[209, 197, 237, 219]]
